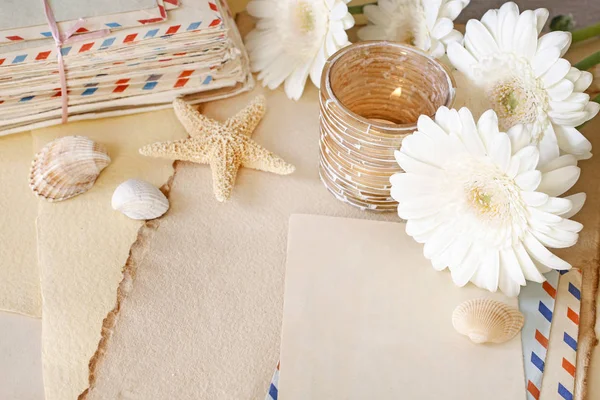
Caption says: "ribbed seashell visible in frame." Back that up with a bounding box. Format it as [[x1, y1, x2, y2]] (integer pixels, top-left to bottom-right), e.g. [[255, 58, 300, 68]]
[[111, 179, 169, 220], [29, 136, 111, 202], [452, 298, 524, 344]]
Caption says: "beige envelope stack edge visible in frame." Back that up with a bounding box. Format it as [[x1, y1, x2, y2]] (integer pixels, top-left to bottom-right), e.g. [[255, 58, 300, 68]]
[[0, 0, 253, 135]]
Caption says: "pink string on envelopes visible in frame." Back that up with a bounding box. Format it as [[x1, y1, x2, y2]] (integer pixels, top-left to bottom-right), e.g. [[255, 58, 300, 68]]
[[42, 0, 109, 124]]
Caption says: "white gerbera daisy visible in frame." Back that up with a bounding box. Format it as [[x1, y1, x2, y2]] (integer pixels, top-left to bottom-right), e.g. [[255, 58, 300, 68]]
[[447, 2, 600, 164], [391, 106, 584, 296], [245, 0, 355, 100], [357, 0, 469, 58]]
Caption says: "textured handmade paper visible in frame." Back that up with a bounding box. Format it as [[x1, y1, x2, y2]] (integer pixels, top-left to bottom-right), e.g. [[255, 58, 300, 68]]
[[278, 215, 525, 400], [33, 110, 185, 400], [81, 84, 398, 400], [0, 132, 41, 317]]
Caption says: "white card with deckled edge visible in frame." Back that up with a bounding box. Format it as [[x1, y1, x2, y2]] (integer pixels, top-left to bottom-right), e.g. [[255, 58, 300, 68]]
[[279, 214, 526, 400]]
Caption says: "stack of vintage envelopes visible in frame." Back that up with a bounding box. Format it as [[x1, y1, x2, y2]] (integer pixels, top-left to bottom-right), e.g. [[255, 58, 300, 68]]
[[0, 0, 252, 135]]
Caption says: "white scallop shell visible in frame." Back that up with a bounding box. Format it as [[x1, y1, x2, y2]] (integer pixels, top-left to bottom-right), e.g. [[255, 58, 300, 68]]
[[111, 179, 169, 220], [452, 298, 524, 344], [29, 136, 111, 202]]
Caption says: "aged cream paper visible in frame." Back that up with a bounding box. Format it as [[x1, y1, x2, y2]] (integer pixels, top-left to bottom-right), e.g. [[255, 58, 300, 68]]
[[82, 84, 398, 400], [32, 110, 186, 400], [0, 132, 41, 317], [279, 214, 526, 400]]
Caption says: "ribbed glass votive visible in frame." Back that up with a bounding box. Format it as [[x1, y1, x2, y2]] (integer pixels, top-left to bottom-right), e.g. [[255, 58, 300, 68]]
[[319, 41, 456, 212]]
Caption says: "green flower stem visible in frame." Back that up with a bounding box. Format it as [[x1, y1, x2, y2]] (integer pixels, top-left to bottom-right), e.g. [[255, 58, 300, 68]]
[[572, 22, 600, 43], [593, 93, 600, 104], [348, 3, 376, 15], [574, 51, 600, 71]]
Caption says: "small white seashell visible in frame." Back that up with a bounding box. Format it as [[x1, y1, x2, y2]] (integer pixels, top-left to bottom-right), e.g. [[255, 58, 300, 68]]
[[29, 136, 111, 202], [452, 298, 524, 344], [111, 179, 169, 220]]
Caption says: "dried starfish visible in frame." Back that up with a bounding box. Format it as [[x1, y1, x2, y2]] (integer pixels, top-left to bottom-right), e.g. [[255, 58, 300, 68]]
[[139, 96, 295, 202]]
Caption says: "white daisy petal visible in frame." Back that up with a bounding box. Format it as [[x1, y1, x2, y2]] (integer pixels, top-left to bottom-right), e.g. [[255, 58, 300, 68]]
[[497, 1, 520, 50], [432, 17, 454, 39], [499, 267, 522, 297], [513, 10, 538, 59], [549, 99, 586, 113], [506, 124, 531, 153], [434, 107, 462, 134], [539, 154, 577, 172], [521, 191, 548, 207], [565, 67, 581, 84], [360, 0, 465, 57], [424, 0, 444, 28], [532, 228, 577, 249], [553, 125, 592, 159], [246, 0, 275, 18], [457, 107, 486, 156], [480, 9, 499, 37], [538, 31, 572, 56], [513, 146, 539, 174], [542, 59, 571, 88], [586, 101, 600, 120], [515, 170, 542, 191], [513, 242, 545, 282], [546, 79, 574, 101], [489, 132, 511, 172], [441, 29, 463, 45], [548, 110, 589, 127], [406, 214, 445, 237], [573, 70, 593, 92], [534, 8, 549, 34], [465, 20, 499, 58], [555, 218, 583, 233], [395, 151, 443, 176], [309, 45, 328, 89], [500, 247, 526, 286], [450, 245, 481, 286], [325, 31, 338, 56], [341, 13, 355, 29], [332, 25, 349, 46], [537, 165, 580, 197], [330, 1, 348, 20], [398, 197, 445, 219], [447, 41, 478, 75], [523, 232, 571, 270], [532, 47, 560, 78], [449, 237, 473, 268], [246, 0, 354, 100], [391, 104, 583, 296], [471, 250, 500, 292], [441, 0, 468, 20], [284, 62, 311, 101], [476, 109, 500, 152], [527, 206, 563, 225], [561, 193, 586, 219], [537, 125, 560, 167], [423, 224, 456, 260], [537, 197, 572, 214]]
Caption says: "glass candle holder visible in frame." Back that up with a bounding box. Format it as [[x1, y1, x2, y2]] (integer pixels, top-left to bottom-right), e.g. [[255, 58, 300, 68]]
[[319, 41, 456, 212]]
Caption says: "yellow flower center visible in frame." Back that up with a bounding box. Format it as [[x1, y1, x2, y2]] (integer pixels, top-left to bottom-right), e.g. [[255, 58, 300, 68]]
[[468, 186, 500, 217], [294, 2, 315, 34], [488, 78, 538, 132]]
